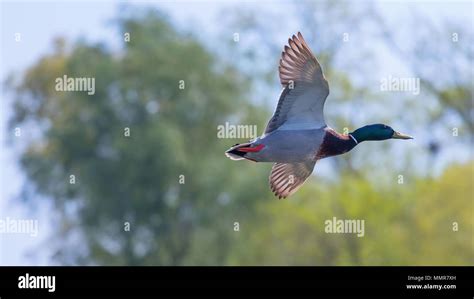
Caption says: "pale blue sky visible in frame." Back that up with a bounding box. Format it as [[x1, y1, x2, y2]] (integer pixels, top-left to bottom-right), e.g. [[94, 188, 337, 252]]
[[0, 0, 472, 265]]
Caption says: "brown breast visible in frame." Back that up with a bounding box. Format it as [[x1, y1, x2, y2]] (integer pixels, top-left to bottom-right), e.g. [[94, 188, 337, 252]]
[[315, 128, 357, 159]]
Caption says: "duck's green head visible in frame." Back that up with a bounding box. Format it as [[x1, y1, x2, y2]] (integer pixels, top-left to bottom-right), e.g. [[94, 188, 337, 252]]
[[350, 124, 413, 143]]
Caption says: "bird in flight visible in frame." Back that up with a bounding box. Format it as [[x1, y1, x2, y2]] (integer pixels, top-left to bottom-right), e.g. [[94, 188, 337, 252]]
[[226, 32, 413, 199]]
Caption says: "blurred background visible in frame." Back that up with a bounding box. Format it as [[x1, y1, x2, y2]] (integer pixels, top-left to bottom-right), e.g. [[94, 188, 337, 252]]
[[0, 0, 472, 265]]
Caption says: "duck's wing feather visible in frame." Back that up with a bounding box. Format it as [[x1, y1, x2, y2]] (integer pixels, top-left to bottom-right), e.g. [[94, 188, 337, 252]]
[[265, 32, 329, 134], [269, 161, 316, 199]]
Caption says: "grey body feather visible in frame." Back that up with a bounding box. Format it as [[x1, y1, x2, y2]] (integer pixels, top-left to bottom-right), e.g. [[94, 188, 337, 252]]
[[245, 128, 325, 163]]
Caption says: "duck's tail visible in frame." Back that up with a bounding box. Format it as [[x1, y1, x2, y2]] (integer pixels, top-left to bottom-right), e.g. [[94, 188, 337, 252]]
[[225, 142, 253, 160]]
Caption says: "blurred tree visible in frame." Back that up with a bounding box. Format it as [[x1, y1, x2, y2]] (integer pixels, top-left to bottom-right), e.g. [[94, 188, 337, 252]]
[[7, 9, 269, 265], [371, 8, 474, 136], [227, 163, 473, 265]]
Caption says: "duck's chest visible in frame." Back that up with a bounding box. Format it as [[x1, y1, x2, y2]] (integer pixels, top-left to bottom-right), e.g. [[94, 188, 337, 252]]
[[315, 130, 356, 159]]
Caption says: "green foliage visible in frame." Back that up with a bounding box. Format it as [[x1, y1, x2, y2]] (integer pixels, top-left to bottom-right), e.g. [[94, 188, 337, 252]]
[[227, 163, 473, 265], [9, 10, 269, 265]]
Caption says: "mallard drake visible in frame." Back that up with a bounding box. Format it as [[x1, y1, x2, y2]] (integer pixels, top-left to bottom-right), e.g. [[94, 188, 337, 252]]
[[226, 32, 412, 199]]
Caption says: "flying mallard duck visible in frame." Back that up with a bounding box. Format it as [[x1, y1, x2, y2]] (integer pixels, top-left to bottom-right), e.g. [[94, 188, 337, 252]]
[[226, 32, 413, 199]]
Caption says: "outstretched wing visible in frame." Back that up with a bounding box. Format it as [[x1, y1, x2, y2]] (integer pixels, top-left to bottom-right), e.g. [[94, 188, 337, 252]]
[[265, 32, 329, 134], [269, 161, 316, 199]]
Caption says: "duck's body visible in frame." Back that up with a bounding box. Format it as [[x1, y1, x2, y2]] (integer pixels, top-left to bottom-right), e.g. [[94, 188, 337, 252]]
[[228, 127, 356, 163], [226, 32, 412, 199], [242, 128, 325, 163]]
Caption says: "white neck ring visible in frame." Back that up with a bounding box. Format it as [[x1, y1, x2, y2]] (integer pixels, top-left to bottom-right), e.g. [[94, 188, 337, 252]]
[[349, 134, 358, 144]]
